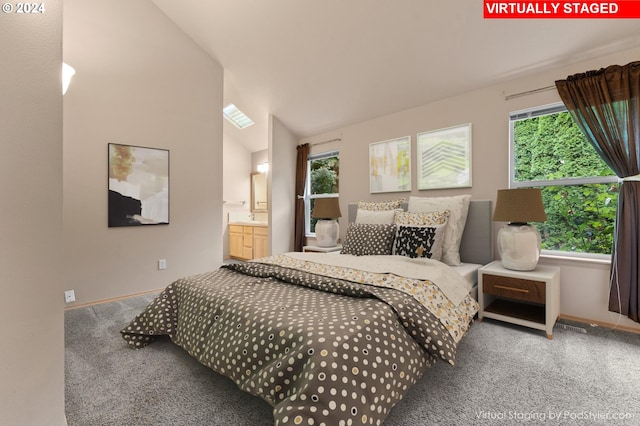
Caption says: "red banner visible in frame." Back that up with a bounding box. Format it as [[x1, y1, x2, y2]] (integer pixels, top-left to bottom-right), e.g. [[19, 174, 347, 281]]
[[484, 1, 640, 18]]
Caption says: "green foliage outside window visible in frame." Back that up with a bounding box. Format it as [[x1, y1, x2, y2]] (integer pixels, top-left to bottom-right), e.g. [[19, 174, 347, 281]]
[[310, 156, 339, 194], [513, 111, 618, 254], [309, 156, 339, 233]]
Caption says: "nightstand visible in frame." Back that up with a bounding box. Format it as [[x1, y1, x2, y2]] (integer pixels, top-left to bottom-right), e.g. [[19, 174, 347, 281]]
[[478, 260, 560, 339], [303, 244, 342, 253]]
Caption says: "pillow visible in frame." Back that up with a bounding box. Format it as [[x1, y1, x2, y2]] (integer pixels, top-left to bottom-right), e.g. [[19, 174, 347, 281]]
[[341, 223, 397, 256], [357, 198, 405, 211], [407, 195, 471, 265], [394, 224, 446, 260], [355, 208, 399, 224], [394, 210, 450, 227]]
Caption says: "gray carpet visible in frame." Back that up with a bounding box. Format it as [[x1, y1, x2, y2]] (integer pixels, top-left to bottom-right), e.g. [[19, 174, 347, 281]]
[[65, 293, 640, 425]]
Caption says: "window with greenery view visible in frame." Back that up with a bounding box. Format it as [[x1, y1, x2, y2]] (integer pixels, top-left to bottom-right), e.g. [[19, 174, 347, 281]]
[[306, 151, 339, 235], [510, 104, 618, 255]]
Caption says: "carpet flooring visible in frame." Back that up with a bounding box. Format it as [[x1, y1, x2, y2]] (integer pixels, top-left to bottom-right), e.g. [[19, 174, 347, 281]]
[[65, 293, 640, 425]]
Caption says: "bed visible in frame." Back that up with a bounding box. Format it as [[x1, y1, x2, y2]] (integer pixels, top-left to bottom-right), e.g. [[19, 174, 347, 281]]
[[122, 197, 492, 426], [347, 199, 492, 299]]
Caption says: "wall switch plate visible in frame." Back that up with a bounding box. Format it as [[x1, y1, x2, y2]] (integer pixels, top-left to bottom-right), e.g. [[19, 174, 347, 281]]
[[158, 259, 167, 270], [65, 290, 76, 303]]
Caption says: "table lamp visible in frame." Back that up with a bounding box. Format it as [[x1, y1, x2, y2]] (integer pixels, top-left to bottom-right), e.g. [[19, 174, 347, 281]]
[[492, 188, 547, 271], [312, 198, 341, 247]]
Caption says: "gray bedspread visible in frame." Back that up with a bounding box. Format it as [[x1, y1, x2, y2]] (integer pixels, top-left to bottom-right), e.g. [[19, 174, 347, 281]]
[[121, 258, 476, 425]]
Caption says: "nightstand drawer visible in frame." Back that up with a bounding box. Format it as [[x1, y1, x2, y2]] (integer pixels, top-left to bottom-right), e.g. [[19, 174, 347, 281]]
[[483, 274, 545, 304]]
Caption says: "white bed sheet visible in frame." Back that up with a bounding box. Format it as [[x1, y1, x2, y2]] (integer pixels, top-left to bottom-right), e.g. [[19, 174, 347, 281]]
[[451, 262, 481, 300], [323, 251, 482, 301], [283, 252, 473, 305]]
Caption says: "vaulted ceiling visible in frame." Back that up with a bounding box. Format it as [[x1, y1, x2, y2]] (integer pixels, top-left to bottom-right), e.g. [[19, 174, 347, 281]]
[[152, 0, 640, 152]]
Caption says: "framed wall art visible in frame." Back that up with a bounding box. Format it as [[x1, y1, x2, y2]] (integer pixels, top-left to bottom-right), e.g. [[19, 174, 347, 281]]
[[417, 123, 472, 190], [369, 136, 412, 193], [108, 143, 169, 227]]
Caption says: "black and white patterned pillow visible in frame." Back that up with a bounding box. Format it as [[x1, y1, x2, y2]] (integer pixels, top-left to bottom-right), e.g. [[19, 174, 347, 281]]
[[394, 224, 446, 260], [341, 223, 397, 256]]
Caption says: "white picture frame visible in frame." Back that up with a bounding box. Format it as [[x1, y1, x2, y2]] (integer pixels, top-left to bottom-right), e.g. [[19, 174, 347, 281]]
[[417, 123, 472, 190]]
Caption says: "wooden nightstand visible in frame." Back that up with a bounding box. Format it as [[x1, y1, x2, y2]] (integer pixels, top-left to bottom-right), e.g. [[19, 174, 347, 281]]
[[303, 244, 342, 253], [478, 260, 560, 339]]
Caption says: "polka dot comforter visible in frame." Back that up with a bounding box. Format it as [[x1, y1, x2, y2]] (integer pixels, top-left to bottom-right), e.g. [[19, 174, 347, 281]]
[[121, 253, 478, 426]]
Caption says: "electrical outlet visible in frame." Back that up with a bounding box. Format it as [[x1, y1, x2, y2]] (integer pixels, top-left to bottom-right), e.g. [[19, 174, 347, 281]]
[[64, 290, 76, 303], [158, 259, 167, 270]]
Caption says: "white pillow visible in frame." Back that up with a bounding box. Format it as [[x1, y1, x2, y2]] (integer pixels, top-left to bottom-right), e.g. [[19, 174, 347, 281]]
[[355, 208, 398, 224], [407, 195, 471, 265]]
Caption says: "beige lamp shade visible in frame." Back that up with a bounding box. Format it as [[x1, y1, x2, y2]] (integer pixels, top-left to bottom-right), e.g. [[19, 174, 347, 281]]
[[492, 188, 547, 223], [312, 198, 342, 219]]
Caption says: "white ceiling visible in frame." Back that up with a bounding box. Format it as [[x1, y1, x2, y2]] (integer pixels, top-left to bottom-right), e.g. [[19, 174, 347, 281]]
[[152, 0, 640, 152]]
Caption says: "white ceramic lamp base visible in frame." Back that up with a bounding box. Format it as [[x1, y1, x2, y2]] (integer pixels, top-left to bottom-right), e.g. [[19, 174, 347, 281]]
[[497, 224, 541, 271], [315, 219, 339, 247]]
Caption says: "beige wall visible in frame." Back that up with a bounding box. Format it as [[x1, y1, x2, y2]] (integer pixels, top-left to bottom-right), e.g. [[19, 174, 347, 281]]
[[0, 3, 65, 425], [252, 149, 269, 172], [304, 46, 640, 332], [63, 0, 224, 305], [269, 116, 298, 254]]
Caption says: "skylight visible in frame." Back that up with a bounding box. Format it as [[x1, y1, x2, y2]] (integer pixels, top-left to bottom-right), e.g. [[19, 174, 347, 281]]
[[223, 104, 255, 129]]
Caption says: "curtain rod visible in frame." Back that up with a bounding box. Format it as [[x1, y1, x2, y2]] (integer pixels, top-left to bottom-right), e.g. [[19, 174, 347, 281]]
[[505, 85, 556, 101], [309, 138, 341, 147]]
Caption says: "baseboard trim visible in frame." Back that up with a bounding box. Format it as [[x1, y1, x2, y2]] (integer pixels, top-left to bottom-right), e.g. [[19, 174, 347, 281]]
[[559, 314, 640, 335], [64, 288, 163, 311]]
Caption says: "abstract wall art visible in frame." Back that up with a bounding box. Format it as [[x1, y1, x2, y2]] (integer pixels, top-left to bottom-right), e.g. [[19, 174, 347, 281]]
[[417, 123, 472, 190], [108, 143, 169, 227], [369, 136, 412, 193]]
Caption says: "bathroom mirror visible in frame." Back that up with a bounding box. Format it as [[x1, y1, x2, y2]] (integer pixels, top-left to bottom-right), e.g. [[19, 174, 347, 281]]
[[251, 172, 268, 212]]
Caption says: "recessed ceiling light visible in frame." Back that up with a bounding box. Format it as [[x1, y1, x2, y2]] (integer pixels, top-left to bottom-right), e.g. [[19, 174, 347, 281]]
[[223, 104, 255, 129]]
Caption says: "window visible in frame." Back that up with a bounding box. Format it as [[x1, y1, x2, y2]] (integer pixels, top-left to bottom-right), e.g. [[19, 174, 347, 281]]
[[305, 151, 339, 235], [510, 103, 618, 256], [222, 103, 254, 129]]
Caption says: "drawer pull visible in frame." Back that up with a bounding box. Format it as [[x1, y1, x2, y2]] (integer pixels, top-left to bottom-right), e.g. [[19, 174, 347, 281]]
[[494, 284, 529, 293]]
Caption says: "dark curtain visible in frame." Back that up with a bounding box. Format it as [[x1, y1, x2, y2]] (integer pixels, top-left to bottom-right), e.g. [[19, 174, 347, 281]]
[[294, 143, 310, 252], [555, 61, 640, 323]]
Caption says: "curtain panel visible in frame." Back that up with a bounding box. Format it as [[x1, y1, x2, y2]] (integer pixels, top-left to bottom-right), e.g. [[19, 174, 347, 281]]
[[294, 143, 310, 252], [556, 61, 640, 323]]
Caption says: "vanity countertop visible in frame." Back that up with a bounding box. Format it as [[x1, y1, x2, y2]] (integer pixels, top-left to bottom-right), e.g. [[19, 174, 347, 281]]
[[229, 221, 268, 227]]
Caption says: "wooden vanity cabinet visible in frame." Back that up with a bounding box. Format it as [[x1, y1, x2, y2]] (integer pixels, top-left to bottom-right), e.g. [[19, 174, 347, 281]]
[[229, 224, 268, 260]]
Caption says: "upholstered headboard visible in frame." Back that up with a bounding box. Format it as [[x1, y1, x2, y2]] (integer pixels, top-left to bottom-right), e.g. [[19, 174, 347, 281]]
[[347, 199, 493, 265]]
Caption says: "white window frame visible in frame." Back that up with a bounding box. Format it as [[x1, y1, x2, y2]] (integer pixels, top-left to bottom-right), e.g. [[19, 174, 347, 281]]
[[509, 103, 618, 260], [305, 150, 339, 237]]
